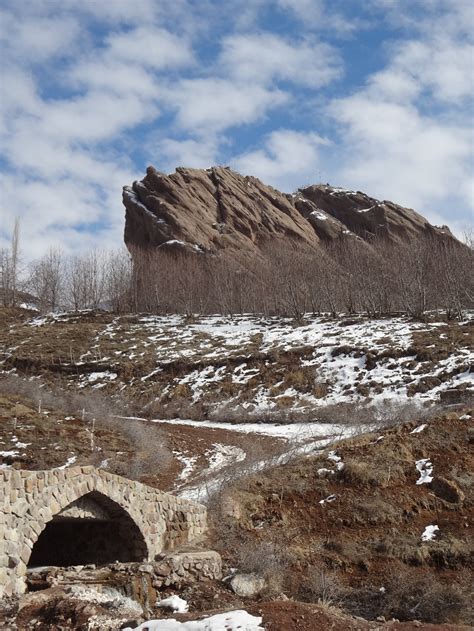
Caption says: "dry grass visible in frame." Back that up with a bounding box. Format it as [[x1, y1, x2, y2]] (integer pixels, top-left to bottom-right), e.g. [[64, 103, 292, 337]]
[[338, 458, 405, 488]]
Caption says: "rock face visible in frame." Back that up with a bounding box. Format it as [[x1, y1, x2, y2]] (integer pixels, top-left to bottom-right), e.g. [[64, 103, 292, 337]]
[[123, 166, 452, 253]]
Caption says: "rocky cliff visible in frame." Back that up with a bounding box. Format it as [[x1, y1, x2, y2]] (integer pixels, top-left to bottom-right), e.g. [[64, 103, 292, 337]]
[[123, 166, 452, 253]]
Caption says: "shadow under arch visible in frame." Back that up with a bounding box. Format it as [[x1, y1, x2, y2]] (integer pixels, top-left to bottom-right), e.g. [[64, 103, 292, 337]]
[[27, 490, 148, 568]]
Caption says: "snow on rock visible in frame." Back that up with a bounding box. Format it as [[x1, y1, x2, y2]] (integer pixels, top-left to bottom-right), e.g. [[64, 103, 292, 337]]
[[11, 437, 30, 448], [327, 450, 344, 471], [317, 467, 335, 476], [410, 424, 428, 434], [157, 595, 189, 613], [68, 585, 142, 613], [421, 524, 439, 541], [415, 458, 434, 485], [57, 455, 77, 470], [124, 610, 264, 631], [87, 371, 117, 383], [319, 493, 337, 505]]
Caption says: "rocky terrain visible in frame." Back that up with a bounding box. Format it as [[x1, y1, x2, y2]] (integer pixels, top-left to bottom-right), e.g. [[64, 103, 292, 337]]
[[0, 306, 472, 629], [123, 167, 454, 254]]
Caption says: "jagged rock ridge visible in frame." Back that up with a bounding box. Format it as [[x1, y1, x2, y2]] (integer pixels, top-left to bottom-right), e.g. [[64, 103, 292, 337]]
[[123, 166, 453, 253]]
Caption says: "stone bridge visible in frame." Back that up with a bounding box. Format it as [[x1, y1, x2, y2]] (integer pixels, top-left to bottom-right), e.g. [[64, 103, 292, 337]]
[[0, 466, 207, 598]]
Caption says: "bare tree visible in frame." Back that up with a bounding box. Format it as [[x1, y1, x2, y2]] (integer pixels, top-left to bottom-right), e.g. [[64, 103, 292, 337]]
[[103, 248, 133, 312], [10, 219, 20, 306], [65, 250, 106, 310], [28, 247, 64, 312], [0, 218, 21, 307]]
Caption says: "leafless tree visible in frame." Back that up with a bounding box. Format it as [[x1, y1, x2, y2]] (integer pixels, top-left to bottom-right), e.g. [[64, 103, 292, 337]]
[[0, 218, 21, 307], [28, 247, 64, 312], [65, 250, 106, 310], [103, 248, 133, 312]]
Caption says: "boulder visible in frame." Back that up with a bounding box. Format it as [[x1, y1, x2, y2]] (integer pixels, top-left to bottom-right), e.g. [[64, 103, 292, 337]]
[[229, 572, 266, 598], [431, 477, 465, 504]]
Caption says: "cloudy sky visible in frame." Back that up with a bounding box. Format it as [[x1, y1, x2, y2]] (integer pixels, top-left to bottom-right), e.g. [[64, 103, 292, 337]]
[[1, 0, 473, 258]]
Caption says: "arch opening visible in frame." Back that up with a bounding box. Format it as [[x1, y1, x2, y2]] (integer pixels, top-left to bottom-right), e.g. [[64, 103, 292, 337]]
[[27, 491, 148, 569]]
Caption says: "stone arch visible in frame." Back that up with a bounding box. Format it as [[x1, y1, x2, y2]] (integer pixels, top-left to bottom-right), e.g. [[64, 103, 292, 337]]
[[1, 467, 207, 598], [27, 490, 149, 569], [17, 472, 160, 570]]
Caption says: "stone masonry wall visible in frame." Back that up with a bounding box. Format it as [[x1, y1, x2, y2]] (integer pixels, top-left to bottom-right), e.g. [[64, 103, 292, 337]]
[[0, 466, 207, 598]]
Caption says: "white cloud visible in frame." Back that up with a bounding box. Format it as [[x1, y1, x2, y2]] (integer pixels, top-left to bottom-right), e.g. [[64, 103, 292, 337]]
[[330, 96, 472, 211], [165, 79, 289, 134], [0, 170, 131, 259], [5, 0, 160, 24], [325, 0, 473, 230], [157, 138, 220, 171], [364, 29, 474, 108], [104, 27, 194, 70], [276, 0, 361, 34], [232, 129, 329, 191], [0, 7, 195, 259], [70, 60, 160, 98], [0, 10, 80, 63], [219, 32, 342, 87]]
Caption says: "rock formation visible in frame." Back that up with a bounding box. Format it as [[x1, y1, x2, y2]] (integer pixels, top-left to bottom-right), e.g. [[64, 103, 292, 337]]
[[123, 166, 453, 254]]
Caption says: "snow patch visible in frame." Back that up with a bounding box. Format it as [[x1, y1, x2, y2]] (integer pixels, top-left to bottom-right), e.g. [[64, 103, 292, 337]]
[[174, 452, 198, 482], [327, 450, 344, 471], [125, 610, 264, 631], [57, 455, 77, 470], [415, 458, 433, 485], [207, 443, 246, 471], [319, 493, 337, 505], [421, 524, 439, 541], [157, 595, 188, 613], [410, 424, 427, 434]]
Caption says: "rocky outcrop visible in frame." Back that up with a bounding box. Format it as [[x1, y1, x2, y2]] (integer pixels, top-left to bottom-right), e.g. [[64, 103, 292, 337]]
[[123, 166, 453, 253], [123, 166, 318, 254], [298, 184, 452, 243]]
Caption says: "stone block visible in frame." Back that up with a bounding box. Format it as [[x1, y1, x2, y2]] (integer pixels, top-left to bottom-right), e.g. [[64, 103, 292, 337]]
[[25, 478, 36, 494]]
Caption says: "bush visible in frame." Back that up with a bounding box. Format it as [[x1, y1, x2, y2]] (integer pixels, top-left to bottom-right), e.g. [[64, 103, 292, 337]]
[[382, 569, 472, 624], [303, 567, 346, 607]]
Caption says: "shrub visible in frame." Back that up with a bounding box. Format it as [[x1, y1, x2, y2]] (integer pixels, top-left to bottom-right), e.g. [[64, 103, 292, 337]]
[[382, 569, 472, 624], [302, 566, 346, 607]]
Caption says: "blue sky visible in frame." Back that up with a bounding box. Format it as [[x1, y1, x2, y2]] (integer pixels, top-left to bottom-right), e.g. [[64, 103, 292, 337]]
[[1, 0, 473, 258]]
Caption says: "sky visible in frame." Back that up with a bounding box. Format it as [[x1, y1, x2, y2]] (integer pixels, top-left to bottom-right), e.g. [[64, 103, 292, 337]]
[[0, 0, 473, 259]]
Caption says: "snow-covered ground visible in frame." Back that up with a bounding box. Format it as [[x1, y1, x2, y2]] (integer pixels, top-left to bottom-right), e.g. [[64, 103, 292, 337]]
[[5, 312, 472, 417], [151, 418, 350, 441], [80, 314, 473, 410], [124, 610, 263, 631]]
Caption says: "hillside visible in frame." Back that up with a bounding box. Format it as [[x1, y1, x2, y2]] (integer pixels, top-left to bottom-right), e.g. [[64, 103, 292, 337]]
[[0, 307, 473, 629], [2, 310, 472, 423]]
